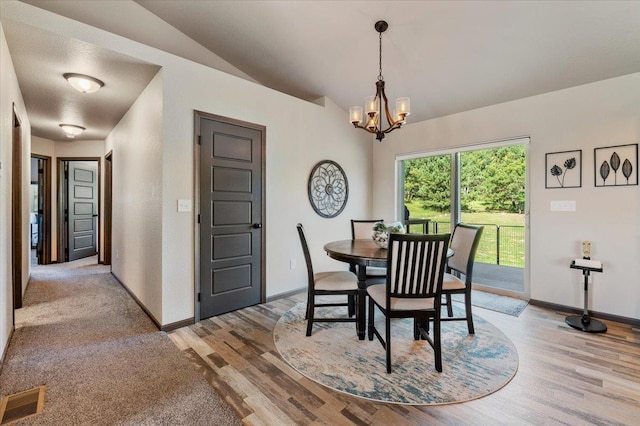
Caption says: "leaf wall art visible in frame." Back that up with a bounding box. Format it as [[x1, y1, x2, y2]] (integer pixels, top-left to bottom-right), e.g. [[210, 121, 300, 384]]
[[545, 150, 582, 189], [594, 144, 638, 187]]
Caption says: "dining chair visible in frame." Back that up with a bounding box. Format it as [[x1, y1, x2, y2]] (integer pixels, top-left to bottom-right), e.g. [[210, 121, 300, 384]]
[[350, 219, 387, 281], [441, 223, 483, 334], [297, 223, 359, 336], [367, 232, 451, 373]]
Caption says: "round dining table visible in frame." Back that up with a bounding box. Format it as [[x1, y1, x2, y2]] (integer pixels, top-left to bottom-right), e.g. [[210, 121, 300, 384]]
[[324, 239, 453, 340], [324, 239, 386, 340]]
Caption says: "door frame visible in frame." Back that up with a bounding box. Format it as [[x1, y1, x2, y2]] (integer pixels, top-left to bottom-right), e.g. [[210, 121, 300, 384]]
[[104, 151, 113, 266], [12, 104, 23, 312], [193, 111, 266, 322], [57, 157, 101, 263], [31, 154, 52, 264], [395, 136, 531, 299]]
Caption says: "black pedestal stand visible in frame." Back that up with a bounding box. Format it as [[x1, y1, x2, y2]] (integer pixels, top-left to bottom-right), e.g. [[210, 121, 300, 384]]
[[566, 261, 606, 333]]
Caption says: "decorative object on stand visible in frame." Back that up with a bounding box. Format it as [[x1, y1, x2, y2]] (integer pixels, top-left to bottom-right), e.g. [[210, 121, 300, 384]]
[[371, 221, 405, 249], [594, 143, 638, 187], [545, 149, 582, 188], [582, 240, 591, 259], [307, 160, 348, 218], [349, 20, 410, 141]]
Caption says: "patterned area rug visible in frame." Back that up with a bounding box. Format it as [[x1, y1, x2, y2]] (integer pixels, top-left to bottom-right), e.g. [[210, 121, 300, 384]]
[[274, 302, 518, 405], [452, 290, 529, 316]]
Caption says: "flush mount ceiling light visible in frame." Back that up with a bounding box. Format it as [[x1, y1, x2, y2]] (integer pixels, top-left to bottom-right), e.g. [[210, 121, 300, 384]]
[[63, 73, 104, 93], [349, 21, 410, 141], [59, 124, 86, 138]]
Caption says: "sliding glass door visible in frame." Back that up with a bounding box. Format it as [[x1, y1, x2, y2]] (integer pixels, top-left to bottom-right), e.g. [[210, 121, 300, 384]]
[[400, 138, 528, 295]]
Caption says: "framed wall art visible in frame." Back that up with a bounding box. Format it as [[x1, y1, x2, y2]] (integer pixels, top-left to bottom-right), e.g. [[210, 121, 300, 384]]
[[545, 150, 582, 189], [307, 160, 349, 218], [594, 143, 638, 187]]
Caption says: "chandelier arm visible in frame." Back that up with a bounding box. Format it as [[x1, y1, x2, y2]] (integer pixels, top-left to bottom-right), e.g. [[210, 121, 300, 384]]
[[352, 123, 378, 134]]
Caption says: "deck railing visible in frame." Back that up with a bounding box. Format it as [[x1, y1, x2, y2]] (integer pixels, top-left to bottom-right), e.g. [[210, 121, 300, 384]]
[[427, 221, 524, 268]]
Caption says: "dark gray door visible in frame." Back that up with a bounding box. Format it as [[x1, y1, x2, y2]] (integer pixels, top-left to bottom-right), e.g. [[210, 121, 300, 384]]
[[67, 161, 98, 261], [199, 116, 263, 319], [36, 158, 45, 263]]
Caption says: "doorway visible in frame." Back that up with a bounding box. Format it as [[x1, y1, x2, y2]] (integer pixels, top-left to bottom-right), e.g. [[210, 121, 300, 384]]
[[30, 155, 52, 265], [57, 158, 100, 263], [12, 105, 23, 312], [196, 112, 265, 320], [400, 138, 529, 296], [104, 151, 113, 266]]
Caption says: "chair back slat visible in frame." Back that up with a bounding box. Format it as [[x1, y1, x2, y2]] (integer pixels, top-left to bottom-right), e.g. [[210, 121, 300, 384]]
[[387, 233, 450, 299], [351, 219, 384, 240], [448, 224, 483, 277], [296, 224, 315, 287]]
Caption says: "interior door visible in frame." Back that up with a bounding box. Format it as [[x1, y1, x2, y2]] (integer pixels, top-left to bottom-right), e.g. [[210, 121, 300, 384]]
[[36, 158, 45, 263], [199, 115, 264, 319], [67, 161, 98, 261]]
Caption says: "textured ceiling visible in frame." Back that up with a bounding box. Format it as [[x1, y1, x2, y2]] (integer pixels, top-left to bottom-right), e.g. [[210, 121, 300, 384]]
[[4, 0, 640, 142], [135, 0, 640, 123], [2, 19, 160, 141]]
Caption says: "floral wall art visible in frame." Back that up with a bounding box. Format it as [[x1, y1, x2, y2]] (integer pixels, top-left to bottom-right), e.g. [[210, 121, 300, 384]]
[[545, 150, 581, 189], [594, 143, 638, 187]]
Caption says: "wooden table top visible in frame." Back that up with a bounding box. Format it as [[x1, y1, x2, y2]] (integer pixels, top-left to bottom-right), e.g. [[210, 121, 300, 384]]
[[323, 239, 388, 267], [324, 239, 454, 268]]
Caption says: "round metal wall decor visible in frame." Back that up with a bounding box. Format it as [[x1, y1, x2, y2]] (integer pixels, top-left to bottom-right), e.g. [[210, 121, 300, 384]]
[[308, 160, 349, 218]]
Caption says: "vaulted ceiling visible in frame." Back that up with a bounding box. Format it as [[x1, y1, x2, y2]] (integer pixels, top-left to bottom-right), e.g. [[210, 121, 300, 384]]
[[4, 0, 640, 141]]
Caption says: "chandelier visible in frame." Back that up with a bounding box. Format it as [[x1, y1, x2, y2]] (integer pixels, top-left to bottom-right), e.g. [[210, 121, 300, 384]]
[[349, 20, 410, 141]]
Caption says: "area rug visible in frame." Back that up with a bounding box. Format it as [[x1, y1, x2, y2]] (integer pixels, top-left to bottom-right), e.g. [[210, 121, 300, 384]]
[[274, 302, 518, 405], [452, 290, 528, 316]]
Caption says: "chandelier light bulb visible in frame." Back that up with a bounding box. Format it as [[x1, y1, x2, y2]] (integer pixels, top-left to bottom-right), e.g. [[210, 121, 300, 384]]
[[63, 73, 104, 93], [349, 106, 363, 124]]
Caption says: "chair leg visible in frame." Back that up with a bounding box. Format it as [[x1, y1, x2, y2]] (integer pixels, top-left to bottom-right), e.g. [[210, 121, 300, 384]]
[[306, 295, 314, 336], [348, 294, 355, 317], [367, 297, 374, 340], [446, 293, 453, 317], [413, 318, 420, 340], [434, 316, 442, 372], [385, 316, 392, 373], [465, 291, 475, 334]]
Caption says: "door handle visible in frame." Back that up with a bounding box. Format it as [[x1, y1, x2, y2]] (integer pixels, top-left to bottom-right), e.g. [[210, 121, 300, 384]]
[[252, 223, 262, 229]]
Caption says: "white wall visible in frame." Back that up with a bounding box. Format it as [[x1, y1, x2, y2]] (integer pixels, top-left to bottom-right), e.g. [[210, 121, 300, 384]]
[[2, 2, 376, 327], [372, 73, 640, 320], [31, 136, 105, 263], [1, 22, 31, 360], [105, 71, 163, 323]]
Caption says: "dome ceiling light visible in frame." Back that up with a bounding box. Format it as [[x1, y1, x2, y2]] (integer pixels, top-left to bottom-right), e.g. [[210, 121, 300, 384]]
[[59, 124, 86, 138], [63, 73, 104, 93]]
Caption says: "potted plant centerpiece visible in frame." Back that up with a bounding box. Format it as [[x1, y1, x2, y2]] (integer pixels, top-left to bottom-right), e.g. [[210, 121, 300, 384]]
[[372, 222, 405, 249]]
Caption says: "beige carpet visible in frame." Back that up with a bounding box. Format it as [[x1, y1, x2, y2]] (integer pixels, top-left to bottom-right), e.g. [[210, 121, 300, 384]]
[[0, 256, 240, 425]]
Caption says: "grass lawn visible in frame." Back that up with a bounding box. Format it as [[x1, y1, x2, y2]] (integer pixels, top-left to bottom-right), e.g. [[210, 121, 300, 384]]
[[405, 201, 525, 267]]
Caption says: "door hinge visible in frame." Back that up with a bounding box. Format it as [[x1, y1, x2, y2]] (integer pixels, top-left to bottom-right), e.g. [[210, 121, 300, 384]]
[[197, 293, 201, 302], [197, 214, 200, 224], [197, 135, 201, 145]]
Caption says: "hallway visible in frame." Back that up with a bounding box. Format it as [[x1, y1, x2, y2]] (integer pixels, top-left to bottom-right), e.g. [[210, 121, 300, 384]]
[[0, 257, 239, 425]]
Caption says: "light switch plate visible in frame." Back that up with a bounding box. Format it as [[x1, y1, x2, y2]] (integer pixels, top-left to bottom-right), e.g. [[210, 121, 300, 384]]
[[550, 200, 576, 212], [177, 199, 192, 212]]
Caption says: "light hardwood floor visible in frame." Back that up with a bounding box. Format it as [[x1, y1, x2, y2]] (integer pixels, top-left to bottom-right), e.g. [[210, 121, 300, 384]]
[[168, 294, 640, 425]]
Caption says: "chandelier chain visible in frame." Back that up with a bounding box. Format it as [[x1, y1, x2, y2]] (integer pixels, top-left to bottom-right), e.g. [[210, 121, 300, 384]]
[[378, 31, 383, 81]]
